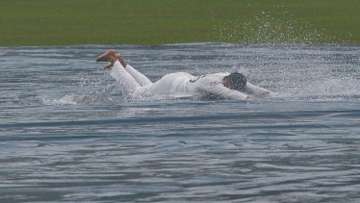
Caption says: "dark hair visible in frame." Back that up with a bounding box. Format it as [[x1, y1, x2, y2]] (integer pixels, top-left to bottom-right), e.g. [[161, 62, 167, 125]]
[[225, 72, 247, 90]]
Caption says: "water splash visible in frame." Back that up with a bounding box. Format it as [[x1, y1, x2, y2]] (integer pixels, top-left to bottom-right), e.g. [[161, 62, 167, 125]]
[[40, 71, 122, 105], [214, 11, 327, 44], [41, 94, 115, 105]]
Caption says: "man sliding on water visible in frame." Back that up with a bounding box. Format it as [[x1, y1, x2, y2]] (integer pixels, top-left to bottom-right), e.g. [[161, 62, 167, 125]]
[[96, 50, 271, 100]]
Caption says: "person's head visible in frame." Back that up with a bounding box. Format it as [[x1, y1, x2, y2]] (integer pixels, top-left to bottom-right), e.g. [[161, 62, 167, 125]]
[[223, 72, 247, 91]]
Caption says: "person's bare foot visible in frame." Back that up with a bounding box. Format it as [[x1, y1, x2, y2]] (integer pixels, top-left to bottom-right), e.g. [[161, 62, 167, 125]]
[[96, 50, 126, 69]]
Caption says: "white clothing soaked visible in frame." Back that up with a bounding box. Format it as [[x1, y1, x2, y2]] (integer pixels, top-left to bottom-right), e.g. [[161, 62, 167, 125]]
[[109, 61, 270, 100]]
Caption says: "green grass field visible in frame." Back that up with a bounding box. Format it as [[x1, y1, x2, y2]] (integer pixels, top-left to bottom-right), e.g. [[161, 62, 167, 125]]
[[1, 0, 359, 46]]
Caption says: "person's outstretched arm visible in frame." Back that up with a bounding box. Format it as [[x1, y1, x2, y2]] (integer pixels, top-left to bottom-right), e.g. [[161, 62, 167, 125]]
[[244, 82, 272, 97], [202, 84, 250, 100]]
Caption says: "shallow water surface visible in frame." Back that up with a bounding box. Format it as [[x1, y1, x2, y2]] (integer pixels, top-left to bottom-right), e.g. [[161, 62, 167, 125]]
[[1, 43, 360, 202]]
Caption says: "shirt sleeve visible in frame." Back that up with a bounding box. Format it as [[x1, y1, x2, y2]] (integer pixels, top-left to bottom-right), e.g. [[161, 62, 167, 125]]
[[244, 82, 272, 97], [125, 64, 153, 86], [200, 83, 250, 100], [109, 61, 141, 93]]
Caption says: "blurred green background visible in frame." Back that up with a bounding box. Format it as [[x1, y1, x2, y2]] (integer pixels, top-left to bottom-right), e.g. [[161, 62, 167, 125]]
[[0, 0, 359, 46]]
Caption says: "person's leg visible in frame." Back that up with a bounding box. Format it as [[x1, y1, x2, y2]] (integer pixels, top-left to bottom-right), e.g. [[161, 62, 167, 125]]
[[109, 61, 141, 94], [97, 50, 152, 87], [97, 50, 141, 94], [113, 52, 152, 86], [124, 64, 153, 86]]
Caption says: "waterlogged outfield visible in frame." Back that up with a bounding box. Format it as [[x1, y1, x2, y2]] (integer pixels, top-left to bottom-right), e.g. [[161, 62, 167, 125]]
[[0, 0, 359, 46]]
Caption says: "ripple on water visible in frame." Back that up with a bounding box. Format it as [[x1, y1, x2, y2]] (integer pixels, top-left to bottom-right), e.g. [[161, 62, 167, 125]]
[[0, 44, 360, 202]]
